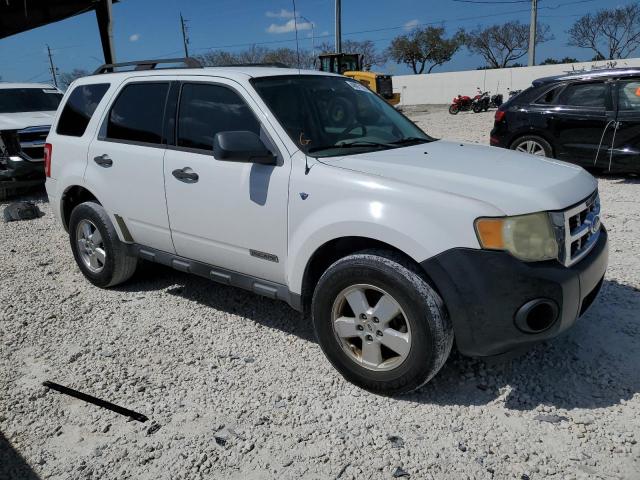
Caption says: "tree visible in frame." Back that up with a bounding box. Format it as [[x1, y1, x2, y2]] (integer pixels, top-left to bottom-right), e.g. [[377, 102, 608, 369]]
[[197, 45, 315, 69], [462, 21, 552, 68], [568, 5, 640, 60], [59, 69, 90, 89], [388, 26, 461, 74], [540, 56, 579, 65]]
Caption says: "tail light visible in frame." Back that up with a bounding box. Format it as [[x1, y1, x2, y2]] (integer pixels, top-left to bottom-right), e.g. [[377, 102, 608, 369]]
[[44, 143, 52, 177], [495, 110, 506, 122]]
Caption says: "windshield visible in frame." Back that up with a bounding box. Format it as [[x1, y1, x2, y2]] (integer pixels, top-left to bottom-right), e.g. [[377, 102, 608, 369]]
[[0, 88, 63, 114], [251, 75, 433, 158]]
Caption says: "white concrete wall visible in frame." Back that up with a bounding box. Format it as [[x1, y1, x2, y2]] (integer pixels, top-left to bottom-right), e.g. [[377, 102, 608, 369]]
[[393, 58, 640, 106]]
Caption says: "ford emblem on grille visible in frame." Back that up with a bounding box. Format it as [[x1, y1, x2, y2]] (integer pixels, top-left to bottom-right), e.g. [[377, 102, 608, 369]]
[[587, 213, 601, 235]]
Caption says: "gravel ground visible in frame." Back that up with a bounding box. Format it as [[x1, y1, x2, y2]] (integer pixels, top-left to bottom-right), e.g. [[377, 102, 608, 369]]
[[1, 107, 639, 480]]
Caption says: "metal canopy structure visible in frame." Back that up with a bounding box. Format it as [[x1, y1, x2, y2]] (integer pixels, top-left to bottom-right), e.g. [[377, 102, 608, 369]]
[[0, 0, 117, 64]]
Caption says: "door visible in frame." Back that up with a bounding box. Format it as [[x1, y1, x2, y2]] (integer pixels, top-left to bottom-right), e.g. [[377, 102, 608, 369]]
[[550, 81, 613, 166], [163, 80, 290, 283], [85, 80, 175, 253], [605, 78, 640, 172]]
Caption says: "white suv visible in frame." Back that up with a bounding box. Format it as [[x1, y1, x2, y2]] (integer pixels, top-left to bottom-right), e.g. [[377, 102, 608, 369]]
[[45, 60, 608, 394]]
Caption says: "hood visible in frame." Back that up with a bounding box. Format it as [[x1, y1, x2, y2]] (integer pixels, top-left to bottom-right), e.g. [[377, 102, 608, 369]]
[[319, 140, 597, 216], [0, 111, 56, 131]]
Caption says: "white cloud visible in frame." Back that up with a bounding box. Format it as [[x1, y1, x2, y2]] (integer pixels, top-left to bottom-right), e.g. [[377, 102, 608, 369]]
[[129, 33, 141, 42], [266, 19, 312, 34], [266, 9, 295, 19], [404, 19, 419, 31]]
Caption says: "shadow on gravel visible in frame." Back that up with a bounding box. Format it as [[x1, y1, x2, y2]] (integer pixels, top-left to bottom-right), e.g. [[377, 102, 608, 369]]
[[117, 261, 315, 342], [119, 263, 639, 412], [405, 279, 640, 411], [0, 432, 41, 480]]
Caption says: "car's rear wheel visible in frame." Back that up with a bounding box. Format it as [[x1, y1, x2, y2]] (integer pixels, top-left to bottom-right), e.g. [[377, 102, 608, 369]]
[[311, 250, 453, 395], [69, 201, 137, 288], [511, 135, 553, 157]]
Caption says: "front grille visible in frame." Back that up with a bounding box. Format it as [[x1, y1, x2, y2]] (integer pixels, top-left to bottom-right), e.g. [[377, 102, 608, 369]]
[[556, 191, 601, 267], [17, 125, 50, 161]]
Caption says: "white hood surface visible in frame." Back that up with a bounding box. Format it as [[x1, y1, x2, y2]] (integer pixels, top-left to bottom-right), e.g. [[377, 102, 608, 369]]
[[320, 140, 597, 216], [0, 111, 56, 131]]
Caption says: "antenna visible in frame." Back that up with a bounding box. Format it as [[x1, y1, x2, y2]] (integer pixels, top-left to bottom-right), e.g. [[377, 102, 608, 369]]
[[291, 0, 301, 71]]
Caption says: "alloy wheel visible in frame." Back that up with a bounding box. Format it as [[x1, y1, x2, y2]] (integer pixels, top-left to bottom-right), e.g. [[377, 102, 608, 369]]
[[76, 219, 106, 273], [331, 284, 411, 371], [515, 140, 546, 156]]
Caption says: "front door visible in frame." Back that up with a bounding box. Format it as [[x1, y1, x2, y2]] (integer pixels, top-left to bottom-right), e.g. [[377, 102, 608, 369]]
[[605, 78, 640, 172], [163, 80, 290, 284], [86, 79, 175, 253], [551, 80, 612, 166]]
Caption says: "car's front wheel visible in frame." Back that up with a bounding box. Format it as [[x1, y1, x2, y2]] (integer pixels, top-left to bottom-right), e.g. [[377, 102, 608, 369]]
[[69, 201, 137, 288], [311, 250, 453, 395]]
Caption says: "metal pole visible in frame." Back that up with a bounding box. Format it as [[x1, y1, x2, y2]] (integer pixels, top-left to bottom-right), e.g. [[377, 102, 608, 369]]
[[180, 13, 190, 58], [95, 0, 116, 65], [528, 0, 538, 66], [335, 0, 342, 54], [46, 45, 58, 88]]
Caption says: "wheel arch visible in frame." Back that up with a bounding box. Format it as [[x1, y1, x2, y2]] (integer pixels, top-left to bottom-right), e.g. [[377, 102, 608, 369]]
[[60, 185, 101, 232]]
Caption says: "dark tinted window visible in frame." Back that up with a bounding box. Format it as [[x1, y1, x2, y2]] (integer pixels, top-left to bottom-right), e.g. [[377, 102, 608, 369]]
[[106, 83, 169, 144], [617, 80, 640, 111], [535, 85, 562, 105], [177, 83, 259, 151], [559, 82, 606, 108], [57, 84, 109, 137], [0, 88, 62, 114]]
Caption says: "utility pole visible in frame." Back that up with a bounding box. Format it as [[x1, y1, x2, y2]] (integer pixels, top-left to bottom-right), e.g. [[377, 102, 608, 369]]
[[335, 0, 342, 54], [46, 45, 58, 88], [528, 0, 538, 66], [180, 13, 190, 58]]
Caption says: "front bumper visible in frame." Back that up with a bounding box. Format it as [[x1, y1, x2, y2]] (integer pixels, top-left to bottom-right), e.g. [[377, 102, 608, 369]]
[[421, 227, 608, 357]]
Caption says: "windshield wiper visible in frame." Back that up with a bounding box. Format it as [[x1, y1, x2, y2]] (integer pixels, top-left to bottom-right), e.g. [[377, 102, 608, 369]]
[[389, 136, 430, 145], [308, 141, 393, 153]]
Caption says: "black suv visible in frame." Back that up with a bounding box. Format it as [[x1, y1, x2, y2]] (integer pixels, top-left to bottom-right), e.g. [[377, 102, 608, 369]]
[[490, 68, 640, 173]]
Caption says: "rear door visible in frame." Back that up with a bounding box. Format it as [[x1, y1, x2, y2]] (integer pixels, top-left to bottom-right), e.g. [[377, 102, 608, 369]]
[[85, 78, 175, 253], [551, 81, 613, 166], [606, 78, 640, 172]]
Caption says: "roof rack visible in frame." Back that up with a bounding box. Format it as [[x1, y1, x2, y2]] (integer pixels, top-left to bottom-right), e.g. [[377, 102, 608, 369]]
[[93, 57, 202, 75]]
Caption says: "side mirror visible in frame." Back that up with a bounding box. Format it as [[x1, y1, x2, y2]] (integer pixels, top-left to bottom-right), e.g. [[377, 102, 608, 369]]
[[213, 131, 277, 165]]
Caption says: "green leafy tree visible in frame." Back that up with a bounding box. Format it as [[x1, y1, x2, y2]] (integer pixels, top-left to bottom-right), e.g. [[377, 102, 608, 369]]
[[388, 26, 461, 74], [462, 21, 551, 68]]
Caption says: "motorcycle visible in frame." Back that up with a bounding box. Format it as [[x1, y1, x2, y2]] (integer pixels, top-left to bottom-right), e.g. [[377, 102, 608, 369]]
[[490, 93, 503, 108], [449, 90, 482, 115], [472, 91, 490, 113]]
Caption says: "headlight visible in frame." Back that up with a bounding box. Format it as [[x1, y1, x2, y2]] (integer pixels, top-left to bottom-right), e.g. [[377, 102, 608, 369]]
[[475, 212, 559, 262]]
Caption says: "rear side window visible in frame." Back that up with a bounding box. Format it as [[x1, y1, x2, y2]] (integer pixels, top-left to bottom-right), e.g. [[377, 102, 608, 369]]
[[534, 85, 562, 105], [177, 83, 259, 151], [56, 83, 110, 136], [106, 83, 169, 144], [558, 82, 606, 108]]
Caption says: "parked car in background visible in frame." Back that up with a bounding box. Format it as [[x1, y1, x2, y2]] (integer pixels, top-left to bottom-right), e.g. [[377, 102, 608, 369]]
[[0, 82, 63, 199], [490, 68, 640, 174]]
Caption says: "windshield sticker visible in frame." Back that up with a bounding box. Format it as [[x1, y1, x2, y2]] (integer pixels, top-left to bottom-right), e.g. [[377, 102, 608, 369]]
[[43, 89, 59, 94], [347, 81, 372, 93]]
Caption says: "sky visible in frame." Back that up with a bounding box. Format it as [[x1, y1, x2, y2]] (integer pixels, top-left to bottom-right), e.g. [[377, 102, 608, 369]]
[[0, 0, 634, 84]]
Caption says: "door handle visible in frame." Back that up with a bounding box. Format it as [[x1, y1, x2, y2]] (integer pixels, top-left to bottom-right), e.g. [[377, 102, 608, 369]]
[[93, 154, 113, 168], [172, 167, 199, 183]]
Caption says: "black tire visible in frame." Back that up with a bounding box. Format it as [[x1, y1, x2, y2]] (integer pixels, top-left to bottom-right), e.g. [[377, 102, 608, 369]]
[[472, 103, 482, 113], [68, 201, 137, 288], [311, 250, 453, 395], [510, 135, 553, 158], [448, 104, 459, 115]]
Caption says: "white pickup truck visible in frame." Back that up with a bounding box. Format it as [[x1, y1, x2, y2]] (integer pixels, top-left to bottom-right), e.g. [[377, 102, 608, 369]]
[[0, 82, 62, 199], [45, 60, 608, 394]]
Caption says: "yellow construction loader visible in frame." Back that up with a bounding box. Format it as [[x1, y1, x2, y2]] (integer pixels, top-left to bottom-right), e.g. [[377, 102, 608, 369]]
[[318, 53, 401, 106]]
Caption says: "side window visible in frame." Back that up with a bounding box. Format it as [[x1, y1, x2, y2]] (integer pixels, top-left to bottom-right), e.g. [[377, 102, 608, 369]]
[[535, 85, 562, 105], [106, 83, 169, 144], [558, 82, 606, 108], [177, 83, 260, 151], [56, 83, 110, 137], [616, 80, 640, 111]]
